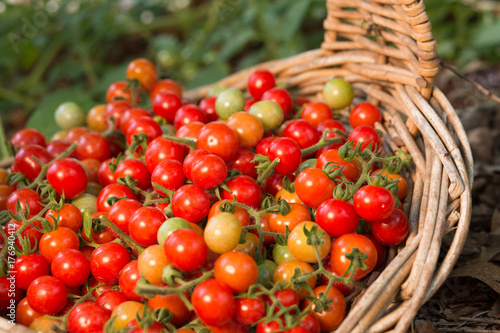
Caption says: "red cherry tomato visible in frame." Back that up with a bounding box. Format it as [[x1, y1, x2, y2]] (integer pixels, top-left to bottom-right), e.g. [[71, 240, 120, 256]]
[[51, 249, 90, 287], [301, 102, 333, 127], [353, 185, 395, 221], [191, 154, 227, 190], [128, 206, 166, 247], [11, 128, 46, 148], [315, 199, 359, 238], [27, 276, 67, 315], [248, 70, 275, 99], [295, 168, 336, 208], [164, 228, 208, 271], [67, 301, 110, 333], [191, 279, 236, 326], [267, 137, 302, 176], [96, 183, 137, 213], [173, 104, 207, 130], [14, 144, 53, 181], [348, 125, 381, 152], [90, 242, 131, 284], [145, 136, 185, 173], [47, 158, 88, 199], [235, 297, 266, 325], [12, 254, 49, 290], [114, 159, 151, 191], [221, 175, 262, 209], [119, 261, 145, 301], [152, 91, 182, 121], [126, 58, 157, 90], [151, 159, 186, 195], [171, 184, 211, 223], [197, 122, 239, 162], [261, 88, 292, 115], [349, 102, 382, 128], [39, 227, 80, 263], [370, 209, 409, 246]]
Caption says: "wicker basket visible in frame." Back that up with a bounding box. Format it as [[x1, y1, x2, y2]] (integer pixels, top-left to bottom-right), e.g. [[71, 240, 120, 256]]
[[185, 0, 474, 332], [0, 1, 473, 332]]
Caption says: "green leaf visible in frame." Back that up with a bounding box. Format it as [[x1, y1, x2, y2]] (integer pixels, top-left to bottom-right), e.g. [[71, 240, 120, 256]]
[[282, 0, 311, 42], [26, 87, 95, 137], [473, 20, 500, 49], [185, 62, 230, 89]]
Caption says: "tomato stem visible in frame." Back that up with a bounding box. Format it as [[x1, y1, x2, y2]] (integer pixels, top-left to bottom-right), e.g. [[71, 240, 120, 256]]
[[300, 129, 342, 157], [256, 157, 280, 185], [162, 134, 197, 151], [99, 216, 145, 255]]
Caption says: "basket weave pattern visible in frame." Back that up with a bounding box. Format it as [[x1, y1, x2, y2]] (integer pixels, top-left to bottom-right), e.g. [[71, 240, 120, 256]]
[[187, 1, 473, 332]]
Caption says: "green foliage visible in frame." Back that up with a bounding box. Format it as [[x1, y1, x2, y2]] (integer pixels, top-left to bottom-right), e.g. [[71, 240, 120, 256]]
[[426, 0, 500, 65]]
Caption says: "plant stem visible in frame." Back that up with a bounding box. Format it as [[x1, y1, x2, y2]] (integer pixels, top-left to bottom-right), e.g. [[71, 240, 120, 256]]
[[100, 216, 145, 255]]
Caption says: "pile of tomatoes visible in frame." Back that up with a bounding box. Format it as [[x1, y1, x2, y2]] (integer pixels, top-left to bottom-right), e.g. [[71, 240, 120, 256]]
[[0, 58, 411, 333]]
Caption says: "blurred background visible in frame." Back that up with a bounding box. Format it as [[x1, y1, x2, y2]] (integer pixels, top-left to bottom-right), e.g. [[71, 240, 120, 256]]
[[1, 0, 499, 140]]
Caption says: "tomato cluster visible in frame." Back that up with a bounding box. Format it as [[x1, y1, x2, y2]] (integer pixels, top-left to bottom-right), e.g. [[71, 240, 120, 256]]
[[0, 59, 411, 333]]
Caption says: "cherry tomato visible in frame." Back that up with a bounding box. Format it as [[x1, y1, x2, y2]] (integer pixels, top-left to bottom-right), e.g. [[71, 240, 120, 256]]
[[254, 136, 276, 156], [106, 81, 136, 104], [96, 183, 137, 213], [197, 122, 239, 162], [11, 254, 49, 290], [214, 251, 258, 293], [39, 227, 80, 263], [164, 228, 208, 271], [76, 131, 111, 162], [323, 78, 353, 109], [221, 175, 262, 209], [316, 149, 359, 182], [126, 58, 157, 90], [176, 121, 205, 140], [150, 79, 182, 100], [120, 108, 152, 134], [6, 220, 43, 252], [274, 260, 316, 299], [301, 102, 333, 127], [47, 158, 88, 199], [171, 184, 210, 223], [12, 128, 46, 148], [191, 278, 236, 326], [270, 289, 299, 314], [268, 202, 311, 235], [0, 185, 13, 211], [15, 144, 53, 181], [46, 140, 75, 158], [348, 125, 381, 152], [152, 91, 182, 121], [227, 149, 258, 179], [235, 297, 265, 325], [29, 316, 63, 332], [90, 242, 130, 284], [148, 293, 192, 326], [303, 285, 346, 331], [110, 301, 145, 331], [174, 104, 207, 130], [51, 249, 90, 288], [67, 302, 110, 333], [248, 70, 275, 99], [65, 126, 90, 144], [275, 187, 302, 205], [104, 100, 130, 130], [96, 290, 129, 313], [204, 212, 242, 254], [119, 260, 145, 301], [362, 234, 387, 270], [268, 137, 302, 176], [316, 199, 359, 238], [138, 245, 169, 286], [234, 232, 260, 257], [349, 102, 382, 128], [283, 119, 320, 151], [353, 185, 395, 221], [16, 297, 41, 327], [371, 169, 408, 200], [126, 117, 163, 148], [261, 87, 292, 115], [114, 159, 151, 191], [199, 96, 219, 122], [215, 88, 246, 120], [288, 221, 331, 263], [129, 206, 166, 247], [370, 208, 409, 246], [299, 313, 321, 333], [227, 112, 264, 149], [27, 276, 67, 315], [108, 198, 143, 235], [272, 243, 297, 266], [330, 233, 377, 280], [145, 136, 185, 173], [295, 168, 336, 208], [191, 154, 227, 189]]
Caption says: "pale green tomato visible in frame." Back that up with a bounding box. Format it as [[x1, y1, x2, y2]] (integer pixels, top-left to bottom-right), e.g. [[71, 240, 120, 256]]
[[157, 217, 191, 246], [207, 85, 229, 97], [272, 243, 298, 266], [323, 78, 353, 109], [55, 102, 86, 130], [248, 100, 284, 131], [257, 259, 277, 289], [215, 88, 245, 120], [71, 193, 97, 215], [204, 212, 242, 254]]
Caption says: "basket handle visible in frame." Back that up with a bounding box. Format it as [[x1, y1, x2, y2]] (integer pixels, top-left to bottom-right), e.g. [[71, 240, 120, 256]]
[[322, 0, 440, 99]]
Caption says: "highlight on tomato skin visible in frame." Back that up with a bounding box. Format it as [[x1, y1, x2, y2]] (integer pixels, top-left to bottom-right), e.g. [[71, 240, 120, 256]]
[[2, 62, 415, 332]]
